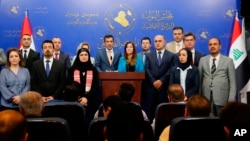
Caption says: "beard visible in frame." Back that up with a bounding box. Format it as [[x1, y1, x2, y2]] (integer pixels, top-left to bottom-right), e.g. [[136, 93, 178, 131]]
[[44, 51, 53, 58]]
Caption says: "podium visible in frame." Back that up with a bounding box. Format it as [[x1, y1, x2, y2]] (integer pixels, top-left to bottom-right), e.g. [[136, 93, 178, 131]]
[[98, 72, 145, 104]]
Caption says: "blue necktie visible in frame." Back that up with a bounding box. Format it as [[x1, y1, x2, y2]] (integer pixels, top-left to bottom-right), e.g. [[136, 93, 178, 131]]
[[158, 51, 162, 66], [46, 60, 50, 76]]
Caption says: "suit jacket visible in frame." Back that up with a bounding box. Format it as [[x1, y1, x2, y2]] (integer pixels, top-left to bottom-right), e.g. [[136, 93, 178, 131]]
[[117, 56, 144, 72], [21, 49, 40, 73], [198, 55, 236, 106], [165, 41, 185, 54], [168, 66, 200, 98], [0, 48, 6, 71], [31, 59, 66, 99], [145, 50, 175, 85], [95, 48, 121, 72], [193, 50, 205, 67], [58, 51, 71, 70], [137, 51, 151, 64]]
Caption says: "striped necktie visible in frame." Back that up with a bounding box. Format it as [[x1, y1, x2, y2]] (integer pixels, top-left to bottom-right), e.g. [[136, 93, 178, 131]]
[[211, 58, 216, 74]]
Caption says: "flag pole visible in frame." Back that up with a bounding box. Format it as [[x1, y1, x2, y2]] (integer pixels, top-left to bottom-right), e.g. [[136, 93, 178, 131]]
[[25, 9, 28, 17]]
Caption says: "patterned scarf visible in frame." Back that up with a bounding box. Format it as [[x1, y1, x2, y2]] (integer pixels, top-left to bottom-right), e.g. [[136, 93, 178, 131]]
[[74, 69, 93, 93]]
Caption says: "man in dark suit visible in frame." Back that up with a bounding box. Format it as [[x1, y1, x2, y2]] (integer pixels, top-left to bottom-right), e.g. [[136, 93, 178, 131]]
[[198, 37, 236, 116], [183, 32, 205, 67], [143, 34, 175, 122], [137, 37, 151, 64], [20, 34, 40, 73], [52, 37, 71, 70], [95, 34, 121, 72], [31, 40, 66, 103]]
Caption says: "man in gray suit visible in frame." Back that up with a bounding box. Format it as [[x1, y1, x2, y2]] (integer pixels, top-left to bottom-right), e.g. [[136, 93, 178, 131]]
[[95, 34, 121, 72], [165, 26, 185, 54], [198, 37, 236, 116]]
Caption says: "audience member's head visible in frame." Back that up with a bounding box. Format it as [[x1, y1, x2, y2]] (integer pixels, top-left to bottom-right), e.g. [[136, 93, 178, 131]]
[[105, 102, 144, 141], [102, 95, 123, 117], [167, 84, 185, 102], [185, 95, 211, 117], [219, 101, 250, 141], [118, 82, 135, 102], [19, 91, 44, 117], [0, 110, 28, 141]]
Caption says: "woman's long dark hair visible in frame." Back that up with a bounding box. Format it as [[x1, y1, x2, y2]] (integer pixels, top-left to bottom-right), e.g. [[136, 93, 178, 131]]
[[124, 41, 137, 66]]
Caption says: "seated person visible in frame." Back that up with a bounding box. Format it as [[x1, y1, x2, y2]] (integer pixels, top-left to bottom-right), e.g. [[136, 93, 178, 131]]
[[94, 82, 148, 121], [0, 109, 28, 141], [118, 41, 144, 72], [151, 83, 186, 131], [159, 94, 211, 141], [19, 91, 44, 118], [95, 95, 123, 118], [219, 101, 250, 141], [104, 102, 145, 141]]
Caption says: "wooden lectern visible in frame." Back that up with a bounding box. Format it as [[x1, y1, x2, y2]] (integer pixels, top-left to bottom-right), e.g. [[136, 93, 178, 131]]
[[98, 72, 145, 104]]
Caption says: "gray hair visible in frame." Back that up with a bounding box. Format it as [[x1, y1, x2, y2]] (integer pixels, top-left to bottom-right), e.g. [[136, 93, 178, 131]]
[[19, 91, 44, 117]]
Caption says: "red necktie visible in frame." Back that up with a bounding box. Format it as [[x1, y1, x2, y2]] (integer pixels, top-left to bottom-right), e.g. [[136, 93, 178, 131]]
[[55, 53, 59, 60]]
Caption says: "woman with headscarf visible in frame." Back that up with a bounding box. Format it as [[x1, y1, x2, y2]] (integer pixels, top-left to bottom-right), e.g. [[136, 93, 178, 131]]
[[64, 48, 99, 120], [168, 48, 199, 100]]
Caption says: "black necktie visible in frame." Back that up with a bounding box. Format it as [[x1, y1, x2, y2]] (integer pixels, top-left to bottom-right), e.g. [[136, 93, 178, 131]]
[[211, 58, 216, 74], [46, 60, 50, 77], [158, 51, 162, 66], [23, 50, 27, 61]]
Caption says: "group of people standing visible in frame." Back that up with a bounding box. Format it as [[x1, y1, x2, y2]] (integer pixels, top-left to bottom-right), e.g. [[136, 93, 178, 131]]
[[0, 26, 237, 123]]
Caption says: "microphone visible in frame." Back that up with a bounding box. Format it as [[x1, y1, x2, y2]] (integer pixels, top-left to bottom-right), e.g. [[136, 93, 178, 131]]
[[110, 56, 112, 60]]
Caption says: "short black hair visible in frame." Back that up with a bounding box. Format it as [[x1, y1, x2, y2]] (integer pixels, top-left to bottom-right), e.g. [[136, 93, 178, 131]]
[[103, 34, 114, 42], [118, 83, 135, 102], [172, 26, 184, 33], [141, 37, 151, 44], [41, 40, 54, 49]]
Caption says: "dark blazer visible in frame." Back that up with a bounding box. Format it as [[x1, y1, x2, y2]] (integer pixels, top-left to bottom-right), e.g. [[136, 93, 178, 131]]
[[22, 49, 40, 73], [31, 59, 66, 99], [193, 50, 205, 67], [168, 65, 200, 98], [145, 50, 175, 85], [95, 48, 121, 72], [58, 51, 71, 70]]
